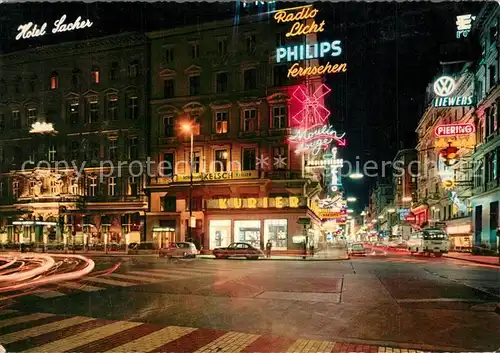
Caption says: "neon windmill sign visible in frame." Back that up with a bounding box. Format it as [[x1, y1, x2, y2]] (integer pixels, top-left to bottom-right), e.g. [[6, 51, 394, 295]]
[[288, 84, 346, 155]]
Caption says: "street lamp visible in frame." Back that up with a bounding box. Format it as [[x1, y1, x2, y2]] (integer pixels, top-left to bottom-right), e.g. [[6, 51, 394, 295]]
[[347, 197, 357, 202], [182, 123, 194, 242], [347, 209, 354, 214], [388, 208, 396, 213], [349, 172, 364, 179]]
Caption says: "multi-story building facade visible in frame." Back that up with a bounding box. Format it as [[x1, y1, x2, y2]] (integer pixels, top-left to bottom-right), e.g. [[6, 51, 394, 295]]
[[391, 148, 417, 233], [471, 3, 500, 251], [145, 16, 326, 251], [0, 32, 148, 248]]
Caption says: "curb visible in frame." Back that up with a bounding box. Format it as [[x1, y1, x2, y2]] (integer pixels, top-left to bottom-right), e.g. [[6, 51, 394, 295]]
[[198, 256, 350, 261], [444, 254, 500, 267]]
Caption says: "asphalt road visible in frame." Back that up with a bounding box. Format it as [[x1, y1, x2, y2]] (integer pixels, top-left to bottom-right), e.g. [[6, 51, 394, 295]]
[[2, 252, 500, 352]]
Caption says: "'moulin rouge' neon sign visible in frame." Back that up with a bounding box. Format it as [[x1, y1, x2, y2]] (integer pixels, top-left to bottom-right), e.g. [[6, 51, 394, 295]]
[[274, 5, 347, 78]]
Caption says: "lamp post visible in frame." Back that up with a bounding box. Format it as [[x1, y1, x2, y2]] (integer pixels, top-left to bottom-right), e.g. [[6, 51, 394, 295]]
[[182, 123, 194, 243]]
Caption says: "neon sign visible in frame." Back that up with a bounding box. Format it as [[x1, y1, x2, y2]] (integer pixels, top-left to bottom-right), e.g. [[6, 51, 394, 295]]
[[290, 126, 346, 155], [432, 76, 473, 108], [449, 191, 467, 213], [273, 5, 346, 78], [329, 147, 343, 191], [318, 194, 346, 209], [29, 122, 57, 134], [435, 123, 475, 137], [241, 0, 275, 8], [16, 14, 93, 41], [291, 85, 330, 128], [456, 14, 475, 39]]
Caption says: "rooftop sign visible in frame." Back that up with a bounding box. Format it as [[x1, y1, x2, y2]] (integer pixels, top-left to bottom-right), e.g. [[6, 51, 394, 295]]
[[16, 14, 93, 41], [432, 76, 473, 108]]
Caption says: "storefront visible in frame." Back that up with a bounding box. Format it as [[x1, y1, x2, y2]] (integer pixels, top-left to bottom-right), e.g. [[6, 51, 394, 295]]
[[471, 190, 500, 250], [205, 196, 321, 251], [446, 218, 472, 252]]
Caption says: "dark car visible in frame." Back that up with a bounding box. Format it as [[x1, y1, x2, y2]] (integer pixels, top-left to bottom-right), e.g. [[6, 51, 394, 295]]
[[213, 242, 264, 260]]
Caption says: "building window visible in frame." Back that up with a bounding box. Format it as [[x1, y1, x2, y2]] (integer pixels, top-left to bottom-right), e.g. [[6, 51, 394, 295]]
[[273, 146, 287, 170], [165, 48, 174, 63], [209, 220, 231, 249], [128, 62, 139, 78], [50, 72, 58, 89], [12, 180, 19, 198], [272, 106, 287, 129], [246, 34, 256, 54], [189, 75, 201, 96], [215, 111, 228, 134], [273, 65, 288, 87], [128, 137, 138, 160], [242, 108, 257, 132], [163, 115, 175, 137], [70, 178, 79, 195], [108, 177, 116, 196], [0, 113, 4, 132], [242, 148, 256, 170], [128, 176, 138, 196], [11, 110, 20, 129], [109, 139, 118, 160], [87, 99, 99, 123], [27, 108, 37, 126], [29, 78, 36, 92], [489, 64, 497, 91], [48, 145, 56, 162], [69, 102, 79, 126], [28, 145, 36, 163], [87, 141, 100, 161], [234, 220, 260, 248], [218, 39, 227, 55], [490, 25, 498, 46], [71, 69, 80, 88], [216, 72, 228, 93], [49, 178, 58, 195], [162, 152, 175, 176], [107, 96, 118, 121], [110, 62, 119, 81], [91, 67, 100, 84], [88, 177, 97, 197], [215, 150, 228, 172], [191, 43, 200, 59], [190, 151, 201, 173], [163, 79, 175, 98], [128, 96, 139, 120], [264, 219, 287, 249], [160, 196, 176, 212], [244, 68, 257, 90]]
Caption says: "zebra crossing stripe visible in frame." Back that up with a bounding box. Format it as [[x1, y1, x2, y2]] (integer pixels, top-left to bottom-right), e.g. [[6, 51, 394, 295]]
[[57, 281, 103, 292], [21, 320, 141, 353], [34, 290, 66, 299], [84, 277, 135, 287], [105, 273, 160, 283], [0, 316, 93, 345], [102, 326, 196, 353], [0, 313, 55, 328], [128, 271, 187, 280]]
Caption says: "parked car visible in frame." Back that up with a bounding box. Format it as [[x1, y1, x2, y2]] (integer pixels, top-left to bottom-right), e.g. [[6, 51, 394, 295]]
[[213, 242, 264, 260], [159, 242, 198, 258], [348, 242, 366, 256]]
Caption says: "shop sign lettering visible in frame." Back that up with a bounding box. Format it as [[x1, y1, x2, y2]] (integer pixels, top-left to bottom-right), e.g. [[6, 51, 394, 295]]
[[435, 123, 475, 137], [206, 196, 303, 209], [174, 170, 258, 183]]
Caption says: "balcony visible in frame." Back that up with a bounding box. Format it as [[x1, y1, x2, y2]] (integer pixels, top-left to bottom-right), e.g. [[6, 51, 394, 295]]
[[265, 169, 303, 181]]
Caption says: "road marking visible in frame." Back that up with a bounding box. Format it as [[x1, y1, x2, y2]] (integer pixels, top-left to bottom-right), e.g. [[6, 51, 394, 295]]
[[103, 326, 195, 353], [193, 331, 259, 353], [0, 313, 55, 328], [85, 277, 135, 287], [21, 320, 141, 353], [57, 281, 104, 292], [0, 316, 93, 344], [33, 290, 66, 299], [105, 273, 160, 283], [396, 298, 485, 303], [127, 271, 186, 280]]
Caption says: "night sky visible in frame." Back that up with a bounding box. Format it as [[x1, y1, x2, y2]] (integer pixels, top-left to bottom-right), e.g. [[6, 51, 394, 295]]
[[0, 1, 486, 210]]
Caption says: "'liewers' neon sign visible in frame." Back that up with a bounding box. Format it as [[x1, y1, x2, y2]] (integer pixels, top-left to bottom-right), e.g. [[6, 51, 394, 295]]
[[274, 5, 347, 78], [16, 14, 93, 41]]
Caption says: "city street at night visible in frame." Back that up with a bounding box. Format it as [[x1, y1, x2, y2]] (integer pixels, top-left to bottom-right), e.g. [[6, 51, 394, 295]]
[[1, 254, 499, 352]]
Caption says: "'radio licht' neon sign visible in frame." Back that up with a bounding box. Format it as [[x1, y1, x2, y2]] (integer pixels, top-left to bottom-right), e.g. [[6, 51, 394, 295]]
[[274, 5, 347, 78], [435, 123, 475, 137], [16, 14, 93, 41]]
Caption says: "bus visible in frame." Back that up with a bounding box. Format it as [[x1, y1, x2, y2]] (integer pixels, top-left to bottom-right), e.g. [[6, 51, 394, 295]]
[[407, 228, 449, 256]]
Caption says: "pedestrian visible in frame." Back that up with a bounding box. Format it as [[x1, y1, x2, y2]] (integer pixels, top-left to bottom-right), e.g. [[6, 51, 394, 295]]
[[266, 240, 272, 258]]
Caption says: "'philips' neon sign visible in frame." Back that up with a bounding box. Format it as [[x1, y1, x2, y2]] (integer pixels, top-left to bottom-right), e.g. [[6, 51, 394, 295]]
[[276, 41, 343, 64]]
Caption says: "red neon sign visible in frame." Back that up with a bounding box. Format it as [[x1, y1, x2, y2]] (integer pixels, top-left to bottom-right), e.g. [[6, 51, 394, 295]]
[[434, 123, 475, 137]]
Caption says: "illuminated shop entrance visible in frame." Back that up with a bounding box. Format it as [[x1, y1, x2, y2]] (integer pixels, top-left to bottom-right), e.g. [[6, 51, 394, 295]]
[[152, 226, 175, 248], [234, 220, 261, 249]]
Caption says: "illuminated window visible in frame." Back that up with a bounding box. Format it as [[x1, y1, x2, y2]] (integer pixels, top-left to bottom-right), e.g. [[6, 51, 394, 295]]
[[273, 146, 287, 170], [191, 151, 201, 173], [107, 95, 118, 120], [215, 111, 228, 134], [27, 108, 37, 126], [70, 178, 79, 195], [264, 219, 287, 250], [108, 177, 116, 196], [272, 106, 286, 129], [91, 67, 100, 84], [50, 72, 58, 89], [110, 62, 118, 81], [189, 75, 200, 96], [214, 150, 228, 172], [88, 176, 97, 197], [242, 108, 256, 132], [48, 145, 56, 162], [128, 176, 138, 196], [163, 79, 175, 98], [218, 39, 227, 55], [163, 116, 175, 137], [242, 148, 256, 171], [87, 99, 99, 123], [216, 72, 228, 93], [29, 180, 36, 195], [68, 102, 79, 126], [190, 43, 200, 59], [11, 110, 20, 129], [109, 139, 118, 160], [209, 220, 231, 249], [165, 48, 174, 63], [243, 68, 257, 90], [50, 178, 57, 195], [128, 96, 139, 120], [12, 180, 19, 198], [234, 220, 260, 248]]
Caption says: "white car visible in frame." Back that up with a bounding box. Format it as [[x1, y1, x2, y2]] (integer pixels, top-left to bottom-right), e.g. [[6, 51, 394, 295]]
[[159, 242, 198, 259]]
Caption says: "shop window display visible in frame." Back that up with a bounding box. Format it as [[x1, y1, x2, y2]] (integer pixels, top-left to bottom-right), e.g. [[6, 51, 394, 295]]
[[209, 220, 231, 249], [264, 219, 287, 250], [234, 220, 260, 249]]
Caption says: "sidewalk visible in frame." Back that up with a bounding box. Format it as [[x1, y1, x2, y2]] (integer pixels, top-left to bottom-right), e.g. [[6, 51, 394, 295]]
[[444, 252, 500, 267]]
